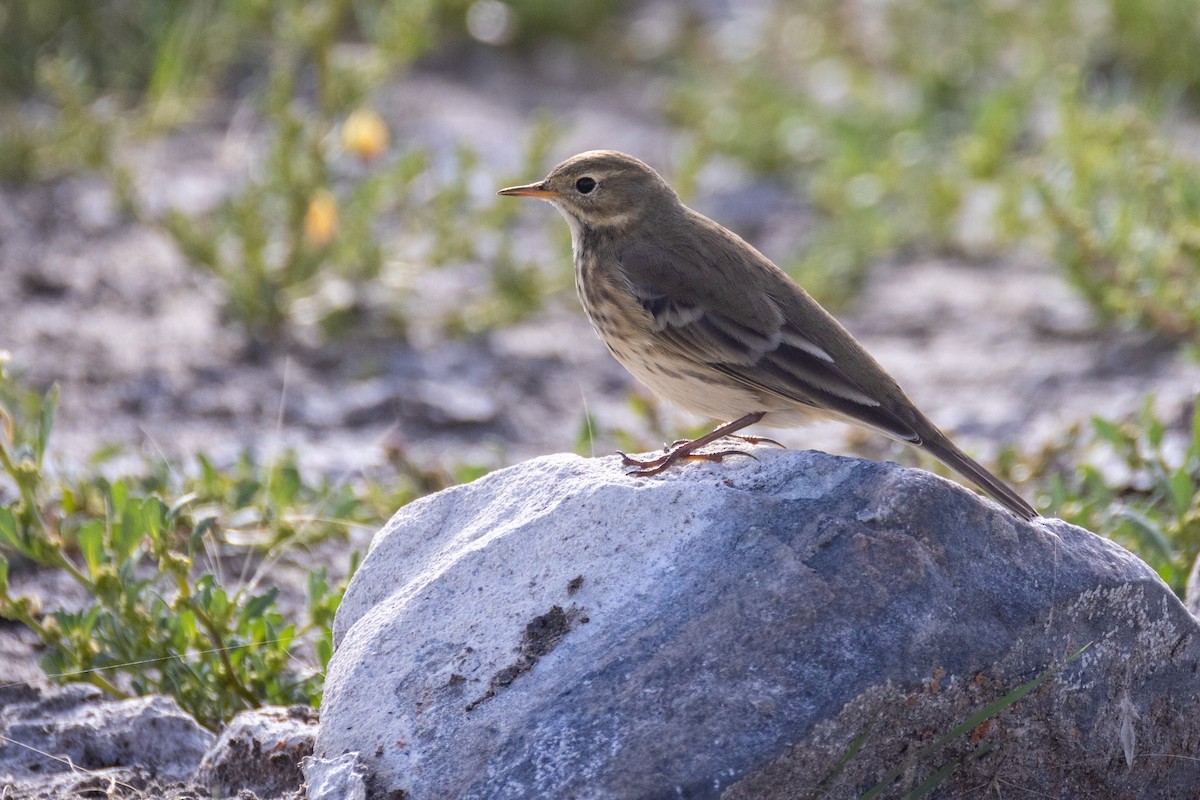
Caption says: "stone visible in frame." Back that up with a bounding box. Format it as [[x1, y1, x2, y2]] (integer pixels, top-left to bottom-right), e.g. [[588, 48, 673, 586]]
[[301, 753, 369, 800], [0, 683, 214, 796], [194, 705, 318, 799], [315, 449, 1200, 798]]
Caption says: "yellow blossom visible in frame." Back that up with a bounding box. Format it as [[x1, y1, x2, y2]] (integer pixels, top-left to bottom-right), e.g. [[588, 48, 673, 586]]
[[342, 108, 388, 163], [304, 189, 338, 247]]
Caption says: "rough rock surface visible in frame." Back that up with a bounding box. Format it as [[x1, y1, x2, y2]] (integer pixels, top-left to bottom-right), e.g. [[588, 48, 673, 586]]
[[0, 683, 214, 798], [301, 753, 369, 800], [195, 705, 318, 799], [0, 685, 324, 798], [316, 450, 1200, 798]]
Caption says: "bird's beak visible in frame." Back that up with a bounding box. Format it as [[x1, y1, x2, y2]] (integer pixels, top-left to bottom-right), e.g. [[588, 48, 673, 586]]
[[497, 181, 556, 199]]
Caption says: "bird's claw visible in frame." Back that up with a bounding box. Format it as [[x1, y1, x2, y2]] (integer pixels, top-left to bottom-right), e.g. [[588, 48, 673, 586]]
[[618, 447, 758, 477], [663, 434, 782, 451], [618, 450, 669, 474], [727, 433, 785, 449]]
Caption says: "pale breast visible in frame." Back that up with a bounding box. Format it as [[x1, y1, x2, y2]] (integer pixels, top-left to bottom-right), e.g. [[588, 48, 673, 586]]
[[573, 234, 824, 428], [578, 279, 818, 426]]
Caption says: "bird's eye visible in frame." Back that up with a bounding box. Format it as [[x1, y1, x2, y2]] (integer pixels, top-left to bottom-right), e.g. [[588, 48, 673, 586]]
[[575, 177, 597, 194]]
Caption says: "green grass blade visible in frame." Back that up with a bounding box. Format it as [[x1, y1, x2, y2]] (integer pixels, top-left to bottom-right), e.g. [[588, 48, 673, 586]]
[[903, 742, 994, 799], [36, 383, 59, 467], [805, 724, 875, 800], [861, 645, 1089, 799]]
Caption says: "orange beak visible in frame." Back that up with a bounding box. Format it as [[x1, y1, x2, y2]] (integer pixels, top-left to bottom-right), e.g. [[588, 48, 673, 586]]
[[497, 181, 557, 199]]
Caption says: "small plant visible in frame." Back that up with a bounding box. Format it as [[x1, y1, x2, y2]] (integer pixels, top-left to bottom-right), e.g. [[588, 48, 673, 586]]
[[0, 55, 123, 184], [0, 361, 437, 729], [1033, 396, 1200, 597], [154, 0, 427, 344], [649, 0, 1200, 315], [443, 114, 567, 336], [1035, 91, 1200, 342], [657, 1, 1067, 307], [160, 108, 427, 344]]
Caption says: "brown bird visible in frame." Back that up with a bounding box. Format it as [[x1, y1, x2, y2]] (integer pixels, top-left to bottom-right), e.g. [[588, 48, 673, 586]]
[[498, 150, 1037, 520]]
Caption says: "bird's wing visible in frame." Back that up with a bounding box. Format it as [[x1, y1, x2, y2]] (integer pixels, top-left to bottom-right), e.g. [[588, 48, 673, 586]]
[[618, 230, 921, 442]]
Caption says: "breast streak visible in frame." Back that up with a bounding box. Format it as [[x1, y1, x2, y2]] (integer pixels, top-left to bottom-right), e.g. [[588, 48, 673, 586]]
[[578, 268, 816, 426]]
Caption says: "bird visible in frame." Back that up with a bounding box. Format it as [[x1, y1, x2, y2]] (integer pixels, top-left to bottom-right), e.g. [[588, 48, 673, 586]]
[[497, 150, 1038, 520]]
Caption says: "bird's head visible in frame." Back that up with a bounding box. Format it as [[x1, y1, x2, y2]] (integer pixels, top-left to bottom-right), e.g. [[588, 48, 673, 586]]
[[498, 150, 678, 235]]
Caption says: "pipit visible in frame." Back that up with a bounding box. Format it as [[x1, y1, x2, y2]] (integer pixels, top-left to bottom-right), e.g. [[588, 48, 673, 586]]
[[498, 150, 1037, 520]]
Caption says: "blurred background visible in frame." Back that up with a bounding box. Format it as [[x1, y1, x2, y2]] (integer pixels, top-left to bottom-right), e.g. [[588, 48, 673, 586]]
[[2, 0, 1200, 729]]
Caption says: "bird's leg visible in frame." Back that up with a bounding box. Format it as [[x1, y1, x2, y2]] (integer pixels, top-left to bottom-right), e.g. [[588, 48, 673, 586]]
[[662, 431, 784, 451], [620, 412, 767, 476], [662, 428, 784, 451]]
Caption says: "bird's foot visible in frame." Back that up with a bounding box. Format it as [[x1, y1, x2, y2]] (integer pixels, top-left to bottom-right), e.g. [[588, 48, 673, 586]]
[[619, 445, 757, 477], [623, 412, 769, 476]]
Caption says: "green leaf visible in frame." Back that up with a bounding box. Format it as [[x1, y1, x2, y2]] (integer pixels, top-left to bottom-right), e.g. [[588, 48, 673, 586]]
[[1146, 415, 1165, 449], [243, 587, 279, 622], [189, 516, 215, 556], [1169, 468, 1195, 517], [207, 585, 230, 621], [198, 454, 219, 495], [269, 462, 302, 507], [903, 742, 994, 799], [1116, 508, 1175, 561], [574, 410, 596, 456], [0, 507, 21, 550], [246, 615, 268, 641], [177, 608, 197, 644], [112, 502, 145, 563], [60, 485, 79, 514], [316, 637, 333, 669], [78, 604, 102, 637], [1191, 398, 1200, 460], [1140, 395, 1164, 448], [1092, 416, 1126, 447], [805, 724, 874, 800], [76, 520, 105, 576], [111, 480, 128, 516], [143, 498, 167, 540], [36, 384, 59, 466], [0, 553, 9, 593], [307, 568, 329, 599]]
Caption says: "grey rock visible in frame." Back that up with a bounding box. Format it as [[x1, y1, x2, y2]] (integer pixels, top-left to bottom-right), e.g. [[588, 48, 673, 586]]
[[0, 683, 214, 794], [195, 705, 318, 799], [302, 753, 368, 800], [316, 449, 1200, 799]]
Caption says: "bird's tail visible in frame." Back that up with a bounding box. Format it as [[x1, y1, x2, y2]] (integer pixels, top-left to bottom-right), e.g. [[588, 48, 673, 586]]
[[917, 430, 1038, 521]]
